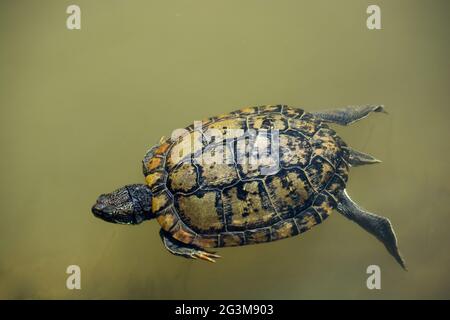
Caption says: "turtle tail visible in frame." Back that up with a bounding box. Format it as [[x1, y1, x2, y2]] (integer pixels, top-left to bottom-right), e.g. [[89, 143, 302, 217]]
[[343, 147, 381, 167]]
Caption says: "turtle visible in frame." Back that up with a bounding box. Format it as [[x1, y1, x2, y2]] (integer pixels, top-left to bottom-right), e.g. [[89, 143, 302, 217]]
[[92, 104, 406, 269]]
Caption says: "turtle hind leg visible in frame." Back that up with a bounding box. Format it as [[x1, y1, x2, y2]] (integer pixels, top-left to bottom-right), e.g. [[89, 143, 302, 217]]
[[159, 229, 221, 263], [336, 190, 407, 270], [311, 105, 386, 126], [343, 147, 382, 167]]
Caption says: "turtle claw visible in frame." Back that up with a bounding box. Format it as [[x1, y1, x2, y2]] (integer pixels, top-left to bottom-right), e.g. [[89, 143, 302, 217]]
[[160, 230, 222, 263], [192, 251, 222, 263]]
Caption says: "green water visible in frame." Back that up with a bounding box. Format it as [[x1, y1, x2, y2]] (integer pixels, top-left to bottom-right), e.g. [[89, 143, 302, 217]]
[[0, 0, 449, 299]]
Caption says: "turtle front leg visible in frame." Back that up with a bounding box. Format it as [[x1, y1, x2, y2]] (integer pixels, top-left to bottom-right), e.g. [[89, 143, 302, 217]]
[[336, 190, 406, 270], [311, 105, 386, 126], [159, 229, 221, 263]]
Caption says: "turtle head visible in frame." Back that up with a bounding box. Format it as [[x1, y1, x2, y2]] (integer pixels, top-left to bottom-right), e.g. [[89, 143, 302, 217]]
[[92, 184, 154, 225]]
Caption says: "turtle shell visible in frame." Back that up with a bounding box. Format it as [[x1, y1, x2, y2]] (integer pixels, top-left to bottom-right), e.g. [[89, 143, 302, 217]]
[[143, 105, 349, 248]]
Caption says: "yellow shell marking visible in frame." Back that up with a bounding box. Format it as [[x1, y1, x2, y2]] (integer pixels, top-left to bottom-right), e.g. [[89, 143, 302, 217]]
[[246, 229, 270, 244], [280, 134, 311, 167], [178, 192, 223, 232], [145, 172, 163, 188], [237, 134, 279, 178], [196, 145, 238, 187], [166, 131, 203, 169], [168, 162, 198, 192], [266, 171, 311, 214], [226, 181, 275, 228], [290, 118, 316, 135], [156, 207, 178, 231], [300, 215, 317, 229], [221, 234, 243, 247], [206, 118, 246, 138], [239, 106, 258, 114], [251, 114, 287, 130], [315, 199, 333, 219], [272, 220, 296, 240], [154, 142, 170, 155], [152, 192, 170, 213], [146, 157, 162, 171], [171, 223, 195, 244], [193, 236, 218, 248]]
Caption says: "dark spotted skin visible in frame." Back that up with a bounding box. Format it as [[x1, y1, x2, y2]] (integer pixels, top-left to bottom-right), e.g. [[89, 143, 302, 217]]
[[143, 105, 349, 248]]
